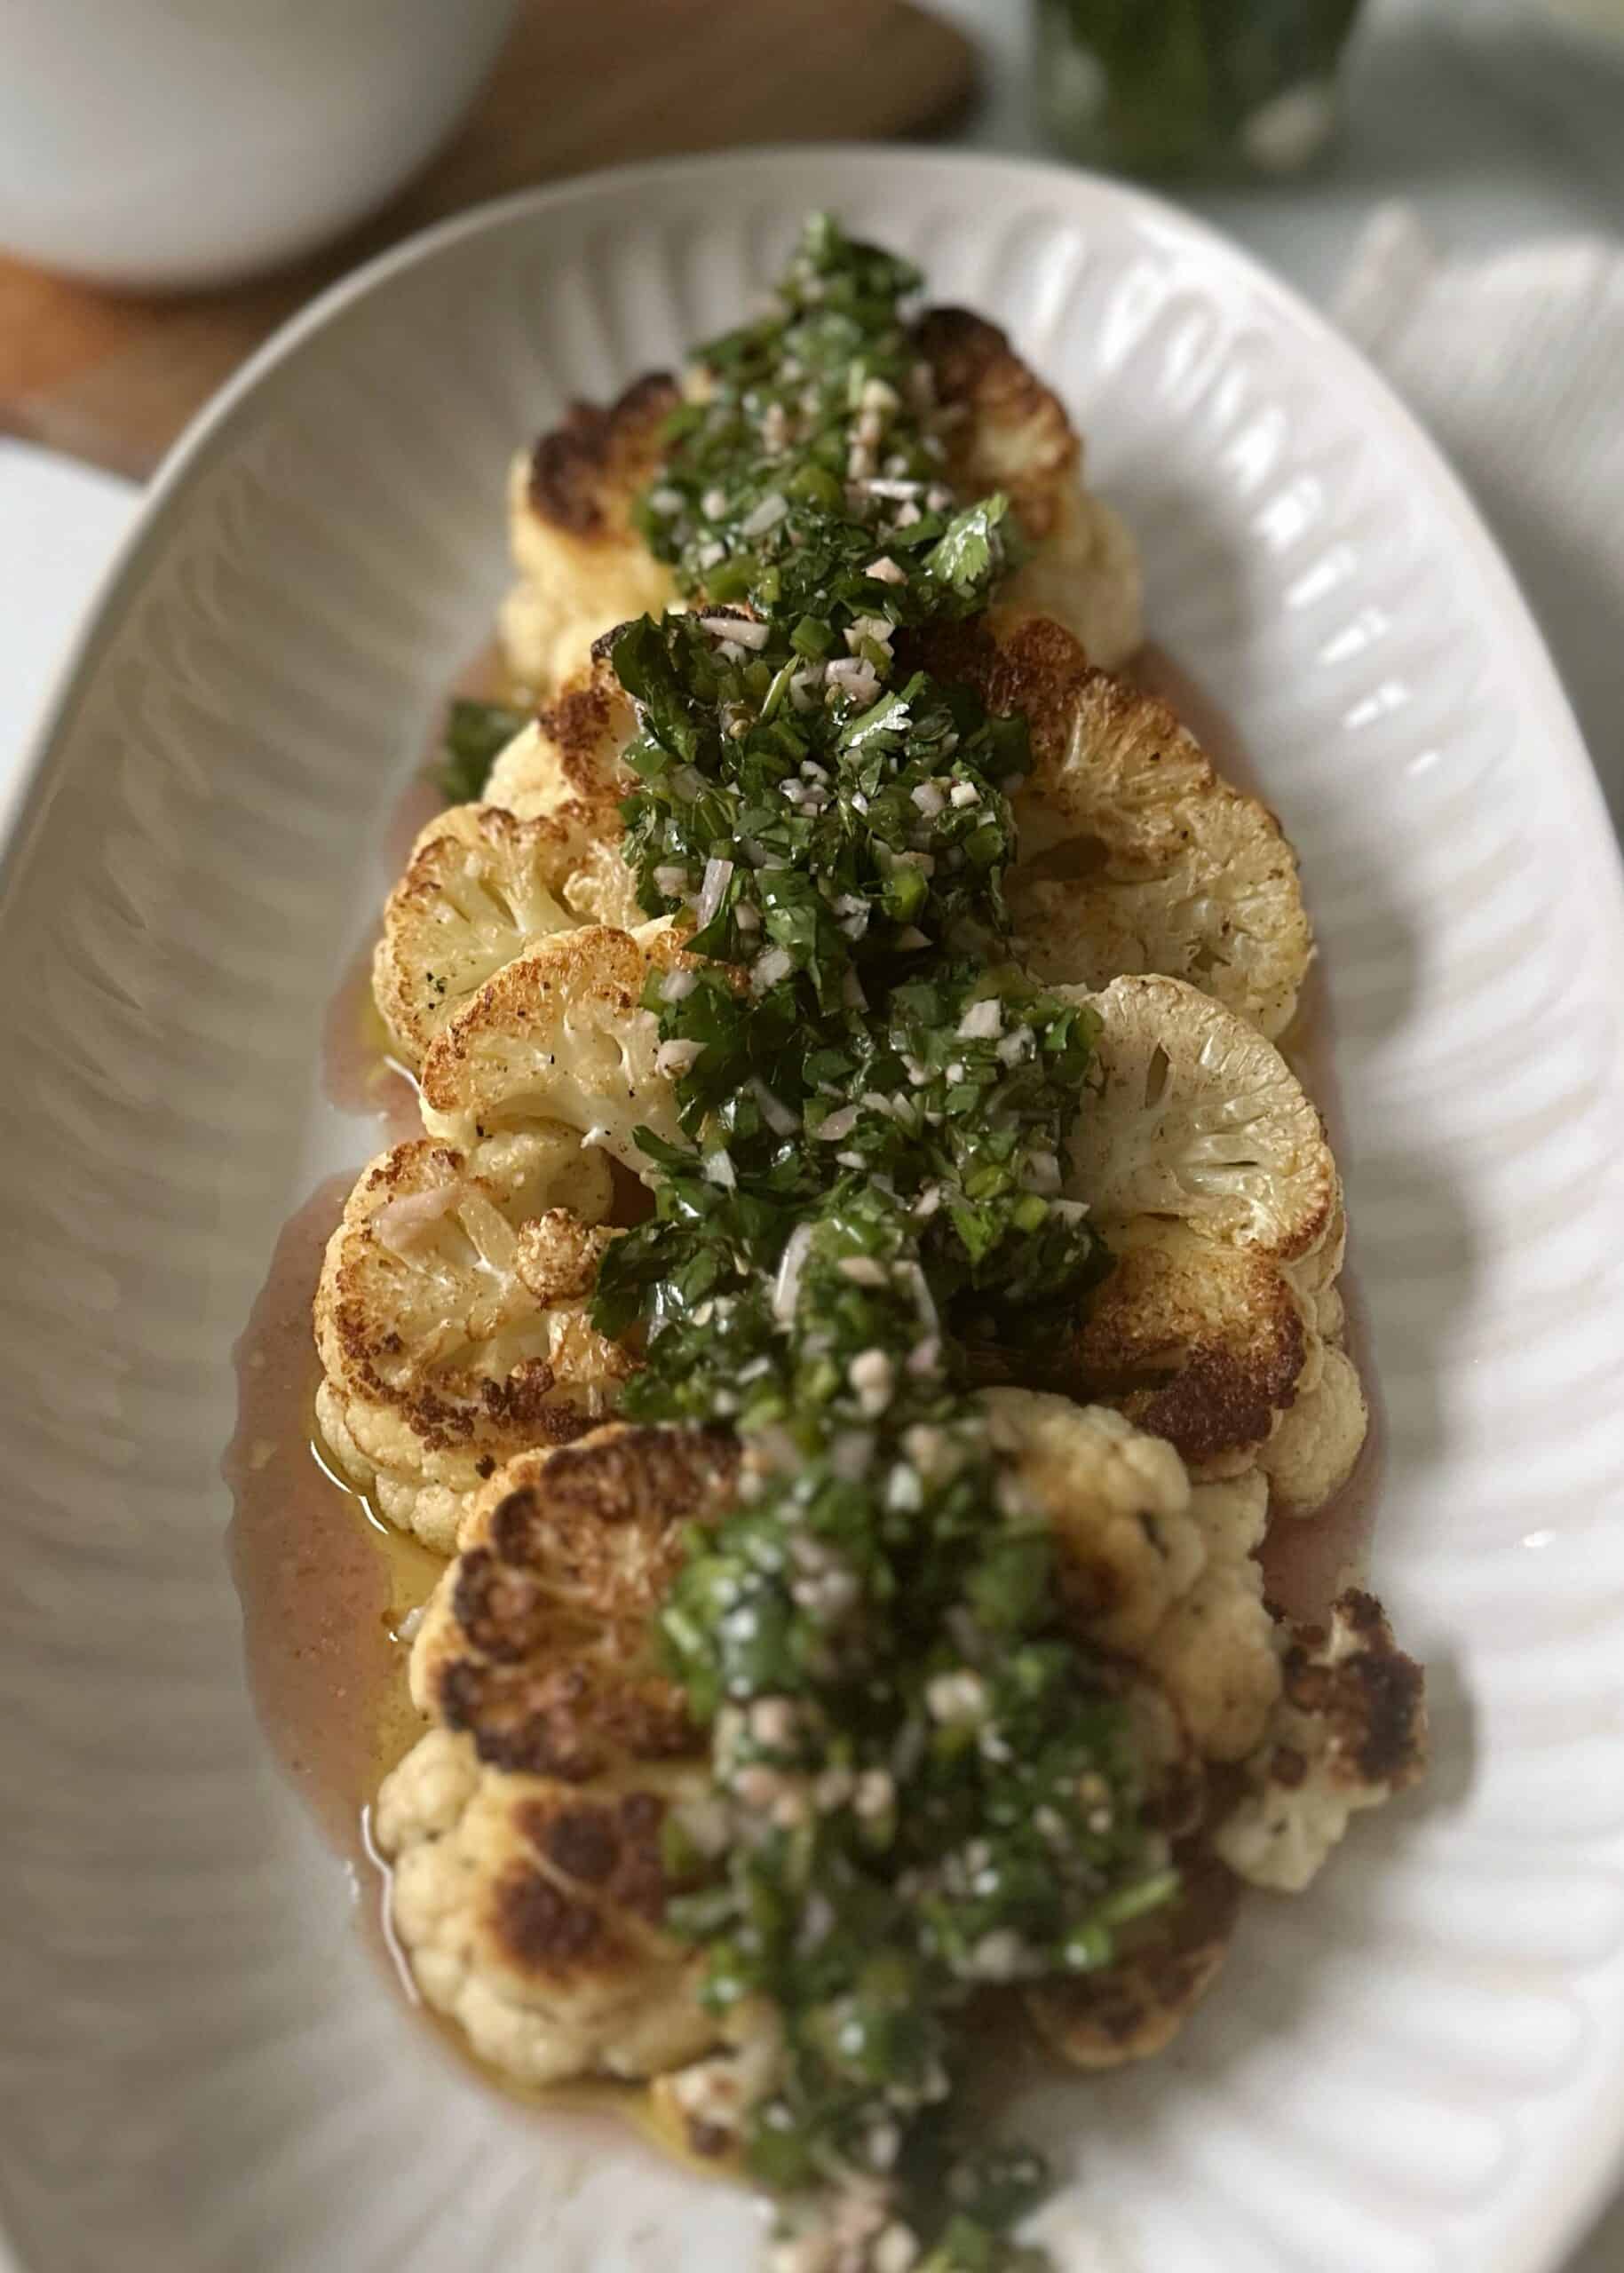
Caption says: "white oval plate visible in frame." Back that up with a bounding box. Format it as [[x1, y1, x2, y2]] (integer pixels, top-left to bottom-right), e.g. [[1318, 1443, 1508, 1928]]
[[2, 148, 1622, 2273]]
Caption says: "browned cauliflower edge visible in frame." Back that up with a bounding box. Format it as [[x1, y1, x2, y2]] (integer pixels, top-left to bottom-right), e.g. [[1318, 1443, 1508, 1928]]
[[1216, 1588, 1428, 1893], [376, 1425, 742, 2087], [500, 373, 682, 701], [313, 1132, 631, 1551], [908, 606, 1311, 1040]]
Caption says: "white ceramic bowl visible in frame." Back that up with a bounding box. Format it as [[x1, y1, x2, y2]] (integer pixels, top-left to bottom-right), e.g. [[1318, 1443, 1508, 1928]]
[[2, 149, 1622, 2273], [0, 0, 516, 288]]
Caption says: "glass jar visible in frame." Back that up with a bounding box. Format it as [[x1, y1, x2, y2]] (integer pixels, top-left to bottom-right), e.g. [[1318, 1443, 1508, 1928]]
[[1032, 0, 1364, 182]]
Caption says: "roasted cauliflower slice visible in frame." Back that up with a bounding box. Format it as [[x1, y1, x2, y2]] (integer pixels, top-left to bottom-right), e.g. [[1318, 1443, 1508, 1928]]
[[376, 1425, 742, 2087], [1050, 1219, 1313, 1479], [409, 1426, 741, 1738], [1026, 1847, 1240, 2071], [977, 1389, 1275, 2069], [1256, 1344, 1369, 1517], [987, 974, 1359, 1505], [377, 1727, 722, 2087], [417, 920, 695, 1178], [1066, 972, 1335, 1263], [913, 307, 1143, 669], [910, 608, 1311, 1038], [1216, 1589, 1427, 1892], [373, 802, 637, 1065], [500, 313, 1141, 701], [483, 649, 637, 843], [499, 374, 681, 701], [980, 1390, 1281, 1765], [313, 1132, 631, 1551]]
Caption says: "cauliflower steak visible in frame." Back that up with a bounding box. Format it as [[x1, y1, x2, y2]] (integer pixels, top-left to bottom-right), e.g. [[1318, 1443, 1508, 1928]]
[[376, 1426, 741, 2086], [376, 1397, 1422, 2110], [374, 802, 638, 1065], [1000, 973, 1364, 1513], [912, 607, 1311, 1038], [499, 312, 1142, 701], [500, 373, 682, 701], [314, 1132, 633, 1550], [417, 920, 698, 1177]]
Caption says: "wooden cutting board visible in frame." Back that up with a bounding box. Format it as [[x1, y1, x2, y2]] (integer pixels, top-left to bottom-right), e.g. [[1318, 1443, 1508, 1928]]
[[0, 0, 976, 479]]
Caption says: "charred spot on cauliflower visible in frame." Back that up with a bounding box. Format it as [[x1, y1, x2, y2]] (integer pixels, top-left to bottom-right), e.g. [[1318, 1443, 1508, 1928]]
[[376, 1425, 744, 2088], [500, 374, 682, 701], [411, 1426, 741, 1775], [1026, 1845, 1240, 2070], [1058, 1223, 1311, 1473], [1216, 1588, 1427, 1892], [483, 647, 638, 834]]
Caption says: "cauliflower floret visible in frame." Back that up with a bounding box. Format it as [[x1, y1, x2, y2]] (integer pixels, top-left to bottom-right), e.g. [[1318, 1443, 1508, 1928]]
[[1066, 971, 1335, 1261], [1215, 1588, 1427, 1893], [499, 374, 681, 701], [417, 919, 699, 1177], [1256, 1343, 1368, 1517], [313, 1132, 631, 1551], [483, 648, 637, 841], [1026, 1848, 1240, 2071], [1140, 1470, 1280, 1764], [373, 802, 638, 1065], [912, 307, 1143, 671], [981, 1390, 1281, 1765], [376, 1424, 743, 2087], [982, 976, 1357, 1505], [905, 608, 1310, 1039]]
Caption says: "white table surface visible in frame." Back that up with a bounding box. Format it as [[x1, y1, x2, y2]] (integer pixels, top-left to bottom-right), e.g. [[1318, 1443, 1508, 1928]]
[[1, 3, 1619, 2266]]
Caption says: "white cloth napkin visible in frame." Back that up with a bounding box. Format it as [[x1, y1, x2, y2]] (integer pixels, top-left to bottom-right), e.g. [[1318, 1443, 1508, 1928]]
[[1335, 203, 1624, 827]]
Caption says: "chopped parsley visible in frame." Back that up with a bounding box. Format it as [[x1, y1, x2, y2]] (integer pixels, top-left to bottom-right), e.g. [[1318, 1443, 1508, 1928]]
[[634, 210, 1018, 644], [437, 696, 527, 804], [590, 218, 1171, 2273]]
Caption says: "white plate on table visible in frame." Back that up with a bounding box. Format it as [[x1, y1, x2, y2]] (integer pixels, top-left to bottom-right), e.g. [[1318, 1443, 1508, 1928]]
[[1, 147, 1621, 2273]]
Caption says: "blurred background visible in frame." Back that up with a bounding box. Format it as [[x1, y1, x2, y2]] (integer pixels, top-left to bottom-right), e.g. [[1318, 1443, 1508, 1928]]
[[4, 0, 1620, 827], [0, 0, 1618, 2263]]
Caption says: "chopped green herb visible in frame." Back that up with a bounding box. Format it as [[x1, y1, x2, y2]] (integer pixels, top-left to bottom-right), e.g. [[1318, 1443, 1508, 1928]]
[[436, 697, 527, 804], [592, 216, 1167, 2273]]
